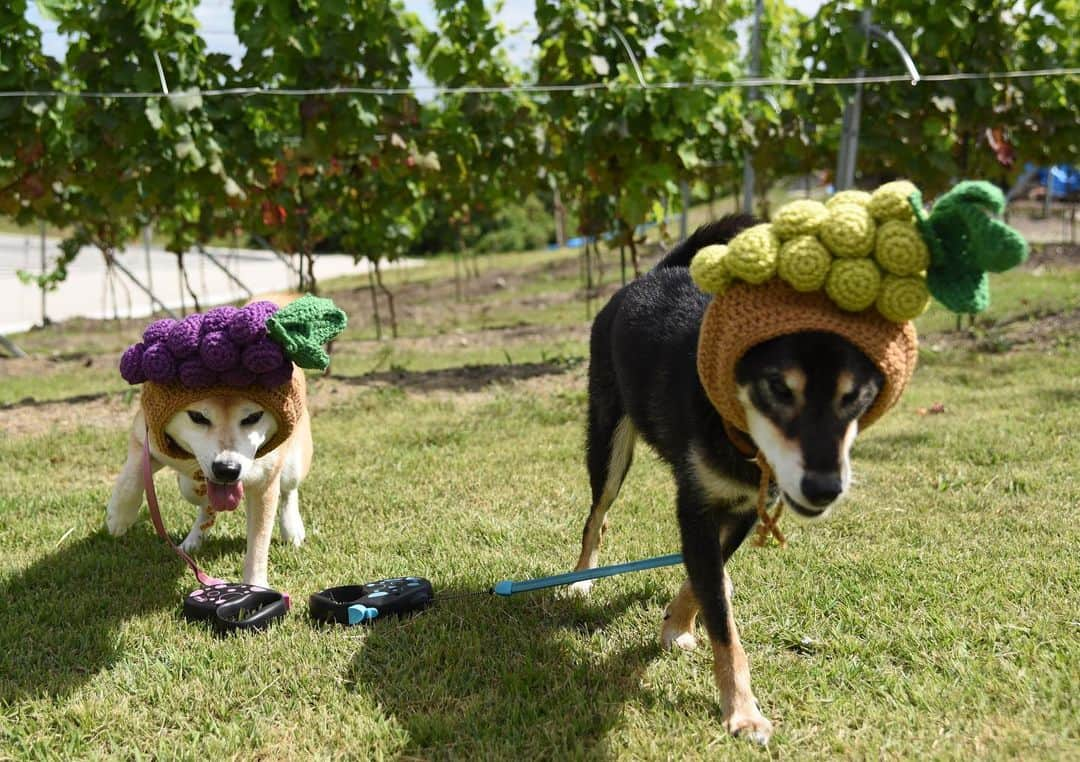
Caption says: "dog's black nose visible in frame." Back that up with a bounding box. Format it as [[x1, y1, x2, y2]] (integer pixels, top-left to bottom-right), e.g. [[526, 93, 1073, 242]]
[[801, 472, 842, 506], [211, 459, 242, 483]]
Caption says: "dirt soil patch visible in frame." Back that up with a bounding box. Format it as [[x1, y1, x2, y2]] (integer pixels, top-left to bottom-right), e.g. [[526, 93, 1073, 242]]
[[331, 322, 589, 358], [923, 307, 1080, 353], [326, 357, 582, 394], [0, 356, 587, 439], [0, 392, 134, 438], [1021, 242, 1080, 270]]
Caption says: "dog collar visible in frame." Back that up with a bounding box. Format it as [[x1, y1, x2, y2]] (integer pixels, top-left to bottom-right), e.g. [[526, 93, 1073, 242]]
[[718, 416, 785, 547], [722, 417, 759, 460], [716, 417, 785, 547]]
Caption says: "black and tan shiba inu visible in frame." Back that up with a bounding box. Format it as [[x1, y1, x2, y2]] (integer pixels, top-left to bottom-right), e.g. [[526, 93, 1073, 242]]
[[568, 217, 884, 744]]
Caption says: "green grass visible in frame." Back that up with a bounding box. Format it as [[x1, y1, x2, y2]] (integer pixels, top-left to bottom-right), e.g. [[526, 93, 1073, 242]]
[[0, 362, 128, 407], [1, 250, 1078, 759]]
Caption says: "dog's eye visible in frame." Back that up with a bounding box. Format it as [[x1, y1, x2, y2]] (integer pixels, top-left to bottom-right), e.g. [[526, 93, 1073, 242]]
[[766, 376, 794, 403], [841, 390, 862, 408], [240, 411, 264, 426], [187, 411, 211, 426]]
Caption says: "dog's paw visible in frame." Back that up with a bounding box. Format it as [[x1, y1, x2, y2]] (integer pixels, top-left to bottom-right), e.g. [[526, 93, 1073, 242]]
[[279, 517, 306, 547], [179, 530, 203, 553], [563, 579, 594, 598], [244, 574, 269, 588], [282, 527, 305, 547], [105, 507, 136, 537], [660, 621, 698, 651], [723, 706, 773, 746]]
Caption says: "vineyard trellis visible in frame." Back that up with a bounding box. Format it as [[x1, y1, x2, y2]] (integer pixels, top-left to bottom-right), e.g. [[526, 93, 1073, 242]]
[[1, 0, 1077, 340]]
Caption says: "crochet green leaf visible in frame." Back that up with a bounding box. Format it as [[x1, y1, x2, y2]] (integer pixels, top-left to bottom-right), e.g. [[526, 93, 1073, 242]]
[[266, 295, 348, 370], [911, 180, 1029, 315]]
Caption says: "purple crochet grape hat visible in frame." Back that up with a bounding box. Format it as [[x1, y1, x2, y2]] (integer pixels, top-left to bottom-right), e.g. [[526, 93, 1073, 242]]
[[120, 295, 347, 460]]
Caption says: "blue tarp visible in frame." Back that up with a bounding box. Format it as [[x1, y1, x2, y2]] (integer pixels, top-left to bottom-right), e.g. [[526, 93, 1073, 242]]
[[1035, 164, 1080, 199]]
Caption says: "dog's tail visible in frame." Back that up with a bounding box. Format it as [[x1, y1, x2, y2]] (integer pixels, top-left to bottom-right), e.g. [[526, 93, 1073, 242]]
[[654, 214, 757, 271]]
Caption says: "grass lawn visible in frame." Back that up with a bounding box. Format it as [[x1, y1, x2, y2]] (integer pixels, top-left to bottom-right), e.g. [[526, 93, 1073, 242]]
[[1, 242, 1078, 759]]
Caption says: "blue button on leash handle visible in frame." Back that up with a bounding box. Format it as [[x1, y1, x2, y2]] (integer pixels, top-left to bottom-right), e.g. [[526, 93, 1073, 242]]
[[491, 553, 684, 596]]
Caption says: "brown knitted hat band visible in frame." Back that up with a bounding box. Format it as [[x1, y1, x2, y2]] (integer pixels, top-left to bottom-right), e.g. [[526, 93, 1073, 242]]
[[697, 280, 918, 432], [141, 367, 307, 460]]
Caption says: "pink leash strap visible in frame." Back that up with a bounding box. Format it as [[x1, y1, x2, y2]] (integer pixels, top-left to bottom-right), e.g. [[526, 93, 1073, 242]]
[[142, 431, 226, 587]]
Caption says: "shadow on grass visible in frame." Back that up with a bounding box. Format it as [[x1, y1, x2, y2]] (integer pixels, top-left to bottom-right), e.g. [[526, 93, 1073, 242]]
[[1038, 387, 1080, 406], [347, 587, 667, 758], [0, 391, 114, 411], [328, 358, 583, 395], [0, 527, 244, 703]]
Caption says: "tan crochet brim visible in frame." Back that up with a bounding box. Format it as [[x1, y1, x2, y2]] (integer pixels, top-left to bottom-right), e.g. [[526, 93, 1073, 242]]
[[697, 280, 918, 432], [142, 366, 306, 461]]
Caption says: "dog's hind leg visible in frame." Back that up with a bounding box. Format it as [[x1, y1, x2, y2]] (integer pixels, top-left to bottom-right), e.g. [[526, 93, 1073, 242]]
[[278, 487, 305, 547], [661, 579, 701, 651], [277, 441, 306, 547], [106, 431, 161, 536], [568, 406, 636, 597], [678, 488, 772, 744]]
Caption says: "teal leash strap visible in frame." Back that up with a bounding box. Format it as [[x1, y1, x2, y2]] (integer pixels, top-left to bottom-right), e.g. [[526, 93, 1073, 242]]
[[491, 553, 684, 596]]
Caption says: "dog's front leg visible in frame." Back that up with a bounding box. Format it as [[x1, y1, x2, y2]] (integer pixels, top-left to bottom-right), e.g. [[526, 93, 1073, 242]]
[[107, 432, 161, 536], [176, 475, 216, 553], [677, 486, 773, 745], [242, 478, 280, 588]]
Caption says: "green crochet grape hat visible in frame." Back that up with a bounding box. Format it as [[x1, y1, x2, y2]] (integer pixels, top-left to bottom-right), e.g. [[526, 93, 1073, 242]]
[[693, 180, 1029, 432]]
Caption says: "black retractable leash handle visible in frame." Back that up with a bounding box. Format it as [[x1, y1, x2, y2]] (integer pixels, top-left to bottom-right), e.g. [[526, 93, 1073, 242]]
[[309, 578, 435, 625], [184, 584, 290, 635]]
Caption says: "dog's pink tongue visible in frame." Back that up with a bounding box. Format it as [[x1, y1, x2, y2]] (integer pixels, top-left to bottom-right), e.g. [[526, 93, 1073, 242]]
[[207, 481, 244, 511]]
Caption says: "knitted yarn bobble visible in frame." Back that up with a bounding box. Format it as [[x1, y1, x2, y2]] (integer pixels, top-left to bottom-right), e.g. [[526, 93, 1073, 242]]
[[201, 305, 241, 335], [826, 189, 871, 209], [179, 359, 218, 388], [166, 314, 203, 359], [771, 199, 828, 239], [141, 343, 177, 384], [869, 180, 918, 222], [242, 338, 286, 374], [143, 318, 176, 345], [875, 220, 930, 276], [119, 343, 147, 384], [820, 204, 876, 258], [725, 224, 780, 284], [228, 301, 278, 345], [689, 244, 732, 294], [876, 274, 931, 322], [826, 258, 881, 311], [777, 235, 831, 292], [200, 330, 240, 372]]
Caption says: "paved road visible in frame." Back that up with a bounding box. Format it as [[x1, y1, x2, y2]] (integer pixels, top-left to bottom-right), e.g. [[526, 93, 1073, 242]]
[[0, 233, 387, 335]]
